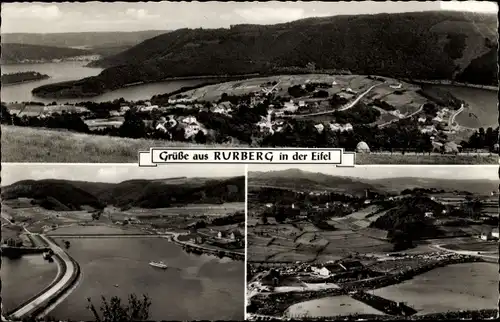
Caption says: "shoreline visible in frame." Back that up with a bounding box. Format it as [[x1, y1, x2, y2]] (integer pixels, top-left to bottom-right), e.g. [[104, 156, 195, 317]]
[[404, 78, 498, 92], [170, 232, 245, 261], [2, 76, 50, 87], [31, 72, 498, 100]]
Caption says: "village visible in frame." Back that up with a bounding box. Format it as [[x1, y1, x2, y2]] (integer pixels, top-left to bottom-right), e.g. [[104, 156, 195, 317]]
[[2, 74, 495, 153], [245, 166, 499, 320]]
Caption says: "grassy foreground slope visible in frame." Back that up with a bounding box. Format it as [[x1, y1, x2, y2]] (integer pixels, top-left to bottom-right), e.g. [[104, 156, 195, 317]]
[[2, 126, 497, 164], [32, 11, 498, 98]]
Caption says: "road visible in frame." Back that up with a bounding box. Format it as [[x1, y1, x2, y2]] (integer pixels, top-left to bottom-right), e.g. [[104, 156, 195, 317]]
[[283, 82, 384, 118], [378, 103, 424, 128], [8, 234, 78, 320], [431, 244, 499, 261], [172, 232, 245, 257], [448, 104, 465, 128]]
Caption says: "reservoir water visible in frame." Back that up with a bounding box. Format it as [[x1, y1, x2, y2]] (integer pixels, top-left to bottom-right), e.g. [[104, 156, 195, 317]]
[[1, 62, 219, 104], [2, 62, 497, 127], [1, 254, 58, 314], [46, 237, 244, 321]]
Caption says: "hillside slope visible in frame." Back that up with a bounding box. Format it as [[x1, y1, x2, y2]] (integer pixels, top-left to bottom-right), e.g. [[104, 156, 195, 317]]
[[1, 43, 91, 64], [249, 169, 497, 196], [249, 169, 381, 196], [32, 11, 498, 98], [1, 176, 245, 210], [2, 30, 169, 54]]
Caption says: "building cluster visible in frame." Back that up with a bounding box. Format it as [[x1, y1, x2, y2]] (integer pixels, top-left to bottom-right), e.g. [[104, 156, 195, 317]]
[[480, 227, 499, 241]]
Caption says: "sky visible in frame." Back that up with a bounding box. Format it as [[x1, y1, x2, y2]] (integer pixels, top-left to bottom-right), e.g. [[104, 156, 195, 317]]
[[1, 1, 498, 33], [249, 165, 498, 181], [1, 164, 245, 185]]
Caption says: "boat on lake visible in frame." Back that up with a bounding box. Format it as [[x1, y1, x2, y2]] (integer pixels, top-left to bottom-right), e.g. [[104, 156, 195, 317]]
[[149, 261, 168, 269]]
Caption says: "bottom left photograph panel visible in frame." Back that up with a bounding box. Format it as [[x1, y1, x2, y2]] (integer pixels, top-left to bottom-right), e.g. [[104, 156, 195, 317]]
[[1, 163, 246, 321]]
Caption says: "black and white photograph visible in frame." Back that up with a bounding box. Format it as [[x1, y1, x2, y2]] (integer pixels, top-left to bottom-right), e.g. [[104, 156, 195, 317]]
[[1, 1, 498, 164], [1, 164, 245, 321], [246, 165, 499, 320]]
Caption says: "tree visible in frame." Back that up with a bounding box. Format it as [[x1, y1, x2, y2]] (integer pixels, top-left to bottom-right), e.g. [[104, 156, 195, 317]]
[[87, 294, 152, 322], [194, 130, 207, 144], [119, 110, 147, 139], [388, 229, 413, 251], [1, 103, 12, 124]]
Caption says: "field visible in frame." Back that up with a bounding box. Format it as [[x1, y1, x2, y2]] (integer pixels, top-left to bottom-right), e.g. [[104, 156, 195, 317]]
[[7, 104, 90, 117], [285, 295, 384, 318], [371, 262, 499, 314], [84, 117, 124, 129], [247, 219, 392, 263], [47, 224, 144, 235], [1, 125, 235, 163], [125, 203, 244, 217]]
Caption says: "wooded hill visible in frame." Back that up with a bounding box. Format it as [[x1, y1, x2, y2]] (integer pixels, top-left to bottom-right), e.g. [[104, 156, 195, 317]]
[[1, 176, 245, 211], [1, 43, 91, 64], [32, 11, 498, 98]]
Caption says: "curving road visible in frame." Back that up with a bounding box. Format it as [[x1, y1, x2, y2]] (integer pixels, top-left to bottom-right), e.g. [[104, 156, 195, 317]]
[[283, 82, 384, 118], [378, 103, 424, 128], [448, 104, 465, 129], [431, 244, 499, 261], [8, 234, 78, 320]]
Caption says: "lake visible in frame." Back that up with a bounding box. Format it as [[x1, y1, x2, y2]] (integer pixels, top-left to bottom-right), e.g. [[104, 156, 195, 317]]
[[47, 237, 244, 321], [1, 62, 219, 104], [1, 254, 58, 314], [426, 84, 498, 128], [372, 262, 499, 315], [285, 295, 384, 318]]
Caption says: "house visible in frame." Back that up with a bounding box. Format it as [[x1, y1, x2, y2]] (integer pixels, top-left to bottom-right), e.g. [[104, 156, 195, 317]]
[[217, 231, 223, 239], [492, 228, 499, 239], [298, 101, 306, 108], [424, 212, 434, 218], [229, 230, 243, 241], [314, 124, 325, 133], [480, 229, 492, 241], [418, 117, 427, 123], [312, 266, 330, 276], [338, 260, 364, 271]]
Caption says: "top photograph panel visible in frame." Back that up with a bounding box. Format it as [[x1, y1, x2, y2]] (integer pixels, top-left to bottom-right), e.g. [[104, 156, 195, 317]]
[[1, 1, 498, 164]]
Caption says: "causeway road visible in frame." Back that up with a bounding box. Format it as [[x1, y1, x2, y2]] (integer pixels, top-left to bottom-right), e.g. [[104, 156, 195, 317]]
[[8, 234, 78, 320], [431, 244, 499, 262]]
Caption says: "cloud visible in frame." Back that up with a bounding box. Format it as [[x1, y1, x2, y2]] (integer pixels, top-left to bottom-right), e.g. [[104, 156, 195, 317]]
[[439, 0, 498, 13], [125, 8, 159, 20], [234, 7, 306, 23], [2, 4, 62, 21]]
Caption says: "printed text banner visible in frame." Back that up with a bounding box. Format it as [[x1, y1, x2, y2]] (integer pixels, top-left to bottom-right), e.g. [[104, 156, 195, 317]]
[[138, 148, 355, 167]]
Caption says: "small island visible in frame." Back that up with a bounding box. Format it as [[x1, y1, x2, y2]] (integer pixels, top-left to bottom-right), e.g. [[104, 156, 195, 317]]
[[2, 71, 50, 85]]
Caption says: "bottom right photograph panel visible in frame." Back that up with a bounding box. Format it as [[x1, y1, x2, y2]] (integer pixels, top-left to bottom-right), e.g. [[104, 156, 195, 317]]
[[246, 165, 499, 320]]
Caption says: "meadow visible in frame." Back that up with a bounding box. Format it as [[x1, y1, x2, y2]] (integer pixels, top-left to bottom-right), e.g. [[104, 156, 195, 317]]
[[3, 125, 497, 164]]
